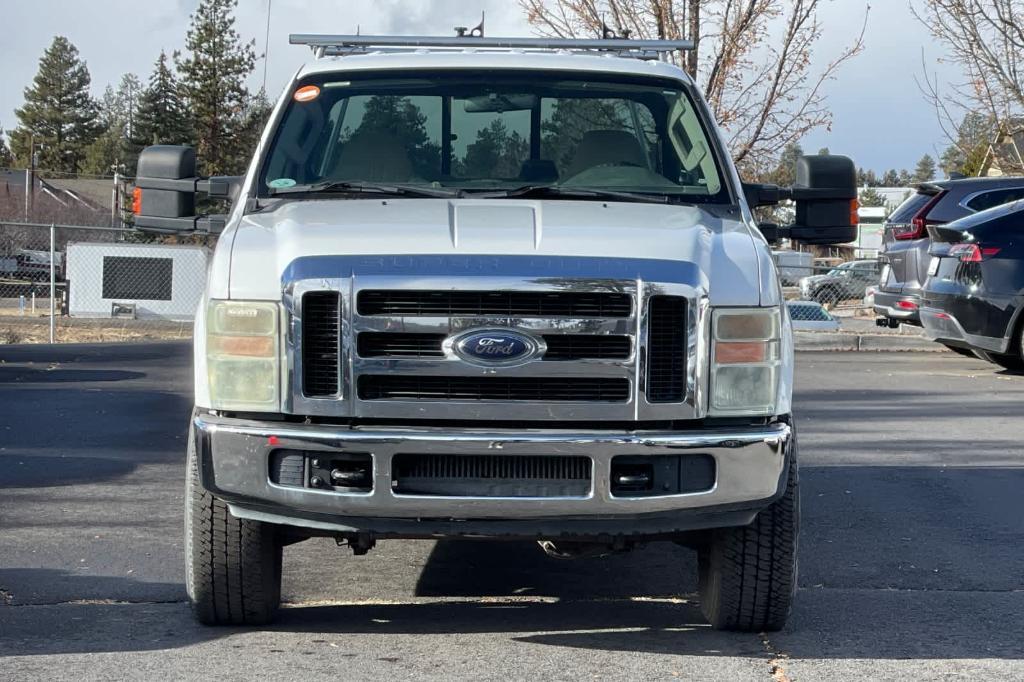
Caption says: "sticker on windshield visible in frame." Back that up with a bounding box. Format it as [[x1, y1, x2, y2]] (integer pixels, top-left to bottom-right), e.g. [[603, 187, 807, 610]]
[[268, 178, 297, 189]]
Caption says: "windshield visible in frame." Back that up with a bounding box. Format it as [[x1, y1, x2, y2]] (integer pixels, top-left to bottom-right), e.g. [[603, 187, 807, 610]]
[[259, 71, 728, 202]]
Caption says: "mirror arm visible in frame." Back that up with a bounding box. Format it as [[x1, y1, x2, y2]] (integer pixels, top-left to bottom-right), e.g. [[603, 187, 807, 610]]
[[135, 214, 227, 235], [136, 175, 242, 198]]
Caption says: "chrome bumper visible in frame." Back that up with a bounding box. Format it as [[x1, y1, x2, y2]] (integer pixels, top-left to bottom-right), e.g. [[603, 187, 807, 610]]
[[194, 413, 791, 531]]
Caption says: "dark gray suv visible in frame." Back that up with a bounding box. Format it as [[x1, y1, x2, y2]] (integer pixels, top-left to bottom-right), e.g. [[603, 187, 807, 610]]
[[876, 176, 1024, 327]]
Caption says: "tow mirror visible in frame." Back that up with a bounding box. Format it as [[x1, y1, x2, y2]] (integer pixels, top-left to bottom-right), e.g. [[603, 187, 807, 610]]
[[787, 155, 858, 245], [133, 145, 242, 234], [744, 155, 858, 246]]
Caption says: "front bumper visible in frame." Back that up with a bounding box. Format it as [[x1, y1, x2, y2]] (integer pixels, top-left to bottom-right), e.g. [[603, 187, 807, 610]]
[[193, 413, 792, 538]]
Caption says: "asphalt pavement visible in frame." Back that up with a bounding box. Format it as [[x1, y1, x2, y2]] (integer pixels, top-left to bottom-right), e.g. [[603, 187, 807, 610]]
[[1, 343, 1022, 680]]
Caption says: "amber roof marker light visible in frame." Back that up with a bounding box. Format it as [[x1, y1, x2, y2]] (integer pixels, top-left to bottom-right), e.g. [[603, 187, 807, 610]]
[[293, 85, 320, 102]]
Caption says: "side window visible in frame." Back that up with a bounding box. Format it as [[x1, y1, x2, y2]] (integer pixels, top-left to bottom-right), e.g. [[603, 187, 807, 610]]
[[966, 187, 1024, 212]]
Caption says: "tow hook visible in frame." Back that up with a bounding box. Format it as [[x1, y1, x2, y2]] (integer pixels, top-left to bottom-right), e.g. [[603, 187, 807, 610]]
[[538, 538, 636, 559], [876, 317, 900, 329], [336, 533, 376, 556]]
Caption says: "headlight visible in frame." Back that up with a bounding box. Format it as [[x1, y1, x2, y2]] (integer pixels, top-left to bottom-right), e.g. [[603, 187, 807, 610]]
[[206, 299, 281, 411], [709, 308, 781, 416]]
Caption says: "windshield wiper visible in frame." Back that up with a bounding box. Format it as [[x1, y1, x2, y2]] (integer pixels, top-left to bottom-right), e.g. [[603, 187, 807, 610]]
[[474, 185, 669, 204], [269, 180, 462, 198]]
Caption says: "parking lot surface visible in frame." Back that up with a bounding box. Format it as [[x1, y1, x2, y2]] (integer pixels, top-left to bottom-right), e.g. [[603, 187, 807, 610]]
[[1, 343, 1022, 680]]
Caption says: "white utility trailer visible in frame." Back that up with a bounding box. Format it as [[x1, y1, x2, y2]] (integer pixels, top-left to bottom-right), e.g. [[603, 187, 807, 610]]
[[66, 242, 208, 320]]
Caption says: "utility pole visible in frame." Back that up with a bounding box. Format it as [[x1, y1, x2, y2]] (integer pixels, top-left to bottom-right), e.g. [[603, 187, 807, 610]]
[[24, 133, 33, 221]]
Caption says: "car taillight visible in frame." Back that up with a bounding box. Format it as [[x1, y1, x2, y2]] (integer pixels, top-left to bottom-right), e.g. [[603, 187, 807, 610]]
[[896, 300, 918, 310], [949, 243, 1000, 262], [132, 187, 142, 214], [895, 191, 947, 240]]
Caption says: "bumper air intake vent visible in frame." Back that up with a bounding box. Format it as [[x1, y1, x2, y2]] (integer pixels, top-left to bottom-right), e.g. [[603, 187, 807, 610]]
[[392, 453, 591, 497]]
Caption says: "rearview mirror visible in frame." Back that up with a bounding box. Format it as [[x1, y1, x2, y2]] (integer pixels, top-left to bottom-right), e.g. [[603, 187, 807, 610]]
[[788, 155, 858, 245], [133, 145, 241, 234]]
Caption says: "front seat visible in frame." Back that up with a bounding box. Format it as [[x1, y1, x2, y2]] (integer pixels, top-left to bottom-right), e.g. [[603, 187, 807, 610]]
[[565, 130, 648, 178], [331, 130, 414, 183]]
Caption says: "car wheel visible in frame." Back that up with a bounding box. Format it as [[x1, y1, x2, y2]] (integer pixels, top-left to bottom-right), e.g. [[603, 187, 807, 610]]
[[697, 431, 799, 632], [185, 429, 283, 625]]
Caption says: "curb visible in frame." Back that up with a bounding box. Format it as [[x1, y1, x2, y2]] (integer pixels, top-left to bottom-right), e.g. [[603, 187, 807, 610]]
[[794, 332, 946, 352]]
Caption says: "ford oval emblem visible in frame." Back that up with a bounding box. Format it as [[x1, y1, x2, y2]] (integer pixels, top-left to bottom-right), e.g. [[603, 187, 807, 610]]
[[452, 329, 541, 366]]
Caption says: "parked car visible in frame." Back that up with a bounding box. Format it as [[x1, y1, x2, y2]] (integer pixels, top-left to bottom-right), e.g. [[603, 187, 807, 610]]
[[786, 300, 841, 331], [772, 249, 813, 286], [921, 199, 1024, 370], [799, 259, 881, 305], [876, 177, 1024, 328], [863, 285, 877, 308]]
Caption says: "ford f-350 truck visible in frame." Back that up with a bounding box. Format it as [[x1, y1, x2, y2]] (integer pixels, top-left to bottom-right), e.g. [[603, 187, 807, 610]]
[[132, 32, 859, 632]]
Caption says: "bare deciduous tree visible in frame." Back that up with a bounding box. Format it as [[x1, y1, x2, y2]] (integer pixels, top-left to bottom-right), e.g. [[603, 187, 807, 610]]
[[914, 1, 1024, 118], [913, 0, 1024, 167], [519, 0, 866, 177]]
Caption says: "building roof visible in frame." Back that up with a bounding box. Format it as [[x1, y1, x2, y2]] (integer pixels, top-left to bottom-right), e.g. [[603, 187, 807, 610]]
[[981, 121, 1024, 176]]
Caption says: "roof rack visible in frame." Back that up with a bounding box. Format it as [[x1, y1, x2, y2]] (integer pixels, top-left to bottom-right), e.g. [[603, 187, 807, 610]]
[[289, 34, 695, 60]]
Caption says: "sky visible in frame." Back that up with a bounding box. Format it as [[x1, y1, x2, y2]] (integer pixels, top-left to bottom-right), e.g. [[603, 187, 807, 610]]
[[0, 0, 964, 174]]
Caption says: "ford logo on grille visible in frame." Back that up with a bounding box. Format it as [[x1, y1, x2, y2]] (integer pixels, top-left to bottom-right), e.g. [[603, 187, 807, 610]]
[[451, 329, 541, 366]]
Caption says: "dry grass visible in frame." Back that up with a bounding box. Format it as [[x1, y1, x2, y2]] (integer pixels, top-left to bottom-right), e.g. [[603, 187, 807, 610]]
[[0, 315, 193, 344]]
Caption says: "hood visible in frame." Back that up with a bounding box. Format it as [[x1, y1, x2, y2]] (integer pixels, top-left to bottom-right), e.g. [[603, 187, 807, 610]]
[[222, 198, 771, 306]]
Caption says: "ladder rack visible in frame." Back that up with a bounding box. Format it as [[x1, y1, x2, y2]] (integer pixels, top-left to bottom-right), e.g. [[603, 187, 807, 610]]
[[289, 34, 694, 59]]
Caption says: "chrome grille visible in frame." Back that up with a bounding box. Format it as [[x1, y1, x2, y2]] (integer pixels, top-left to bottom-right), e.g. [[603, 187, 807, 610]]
[[355, 332, 630, 361], [284, 255, 704, 422], [358, 290, 632, 317], [358, 376, 631, 402], [646, 296, 687, 402], [301, 291, 341, 397]]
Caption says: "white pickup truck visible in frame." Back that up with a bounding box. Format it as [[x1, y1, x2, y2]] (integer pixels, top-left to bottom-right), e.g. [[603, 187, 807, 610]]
[[133, 32, 858, 632]]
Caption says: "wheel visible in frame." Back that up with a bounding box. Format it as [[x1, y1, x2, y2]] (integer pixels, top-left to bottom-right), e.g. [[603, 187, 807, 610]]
[[698, 434, 799, 632], [185, 429, 282, 625], [941, 344, 977, 358], [975, 349, 1024, 372]]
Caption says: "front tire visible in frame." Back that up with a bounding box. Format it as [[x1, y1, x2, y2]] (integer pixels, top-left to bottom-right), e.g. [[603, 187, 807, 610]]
[[697, 437, 799, 632], [185, 430, 282, 625]]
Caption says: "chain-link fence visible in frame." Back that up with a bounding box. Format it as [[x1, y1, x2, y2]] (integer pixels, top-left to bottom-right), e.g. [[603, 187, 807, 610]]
[[0, 221, 210, 344], [776, 251, 881, 324]]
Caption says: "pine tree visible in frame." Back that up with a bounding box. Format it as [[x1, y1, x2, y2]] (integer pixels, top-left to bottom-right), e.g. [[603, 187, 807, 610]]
[[135, 51, 192, 152], [10, 36, 99, 173], [857, 167, 879, 187], [913, 154, 937, 183], [0, 127, 13, 168], [234, 89, 273, 171], [81, 123, 127, 175], [176, 0, 256, 175], [898, 169, 914, 186], [768, 142, 804, 187], [83, 73, 145, 175], [859, 187, 886, 207], [881, 169, 900, 186]]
